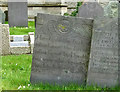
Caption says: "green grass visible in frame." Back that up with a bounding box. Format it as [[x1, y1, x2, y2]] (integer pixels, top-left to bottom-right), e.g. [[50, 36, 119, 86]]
[[5, 21, 35, 35], [1, 54, 120, 90]]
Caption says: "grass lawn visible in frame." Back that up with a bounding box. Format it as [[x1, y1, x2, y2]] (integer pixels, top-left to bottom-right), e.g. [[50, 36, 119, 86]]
[[1, 54, 120, 90], [5, 21, 35, 35]]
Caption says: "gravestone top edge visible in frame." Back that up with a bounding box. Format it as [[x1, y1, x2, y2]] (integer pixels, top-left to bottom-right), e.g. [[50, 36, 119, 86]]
[[37, 13, 94, 21]]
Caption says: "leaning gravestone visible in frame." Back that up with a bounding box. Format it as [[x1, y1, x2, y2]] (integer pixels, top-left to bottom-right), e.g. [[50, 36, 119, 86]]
[[0, 24, 10, 55], [0, 9, 5, 24], [87, 17, 119, 87], [8, 0, 28, 27], [30, 13, 93, 85], [78, 2, 104, 19]]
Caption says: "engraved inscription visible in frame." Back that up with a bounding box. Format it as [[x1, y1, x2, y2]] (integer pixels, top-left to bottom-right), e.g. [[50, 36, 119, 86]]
[[87, 17, 119, 87]]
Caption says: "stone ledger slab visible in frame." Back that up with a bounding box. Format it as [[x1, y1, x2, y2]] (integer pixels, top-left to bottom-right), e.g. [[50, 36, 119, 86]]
[[87, 17, 119, 87], [78, 2, 104, 19], [8, 0, 28, 27], [30, 13, 93, 85]]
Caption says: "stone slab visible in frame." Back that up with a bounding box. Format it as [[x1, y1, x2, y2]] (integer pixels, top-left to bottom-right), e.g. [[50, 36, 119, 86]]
[[8, 0, 28, 27], [78, 2, 104, 19], [0, 24, 10, 55], [30, 13, 93, 85], [87, 17, 119, 87], [10, 41, 29, 47], [13, 35, 24, 42], [10, 46, 30, 54]]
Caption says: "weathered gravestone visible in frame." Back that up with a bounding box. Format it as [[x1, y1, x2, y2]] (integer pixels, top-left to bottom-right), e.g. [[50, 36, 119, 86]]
[[8, 0, 28, 27], [0, 24, 10, 55], [104, 1, 118, 18], [78, 2, 104, 19], [87, 17, 119, 87], [30, 13, 93, 85], [0, 9, 5, 24]]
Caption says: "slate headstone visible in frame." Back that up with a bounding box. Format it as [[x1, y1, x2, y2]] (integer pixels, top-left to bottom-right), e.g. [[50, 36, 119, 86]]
[[0, 9, 5, 24], [8, 0, 28, 27], [87, 17, 119, 87], [78, 2, 104, 19], [30, 13, 93, 85]]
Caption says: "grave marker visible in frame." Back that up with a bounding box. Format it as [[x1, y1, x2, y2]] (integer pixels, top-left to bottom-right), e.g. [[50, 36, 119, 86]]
[[87, 17, 119, 87], [78, 2, 104, 19], [30, 13, 93, 85], [0, 9, 5, 24], [8, 0, 28, 27]]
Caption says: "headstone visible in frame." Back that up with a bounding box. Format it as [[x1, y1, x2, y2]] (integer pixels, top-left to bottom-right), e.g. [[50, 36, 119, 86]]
[[8, 0, 28, 27], [78, 2, 104, 19], [87, 17, 119, 87], [104, 1, 118, 18], [0, 24, 10, 55], [30, 13, 93, 85], [0, 9, 5, 24]]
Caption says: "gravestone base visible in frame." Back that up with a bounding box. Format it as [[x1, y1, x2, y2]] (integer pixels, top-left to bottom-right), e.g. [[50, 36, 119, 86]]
[[10, 46, 31, 55]]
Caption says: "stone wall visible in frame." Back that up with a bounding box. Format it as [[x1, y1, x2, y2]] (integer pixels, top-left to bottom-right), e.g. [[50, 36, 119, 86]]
[[0, 0, 115, 19]]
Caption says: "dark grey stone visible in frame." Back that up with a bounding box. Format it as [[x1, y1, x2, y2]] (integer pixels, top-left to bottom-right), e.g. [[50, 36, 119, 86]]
[[78, 2, 104, 19], [118, 2, 120, 86], [30, 13, 93, 85], [8, 0, 28, 27], [0, 9, 5, 24], [4, 10, 8, 21], [35, 16, 37, 28], [87, 17, 119, 87]]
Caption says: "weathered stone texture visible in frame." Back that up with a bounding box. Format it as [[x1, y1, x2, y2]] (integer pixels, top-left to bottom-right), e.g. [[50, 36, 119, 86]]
[[78, 2, 104, 19], [87, 17, 119, 87], [104, 1, 118, 17], [0, 24, 10, 55], [0, 8, 5, 24], [30, 13, 93, 85]]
